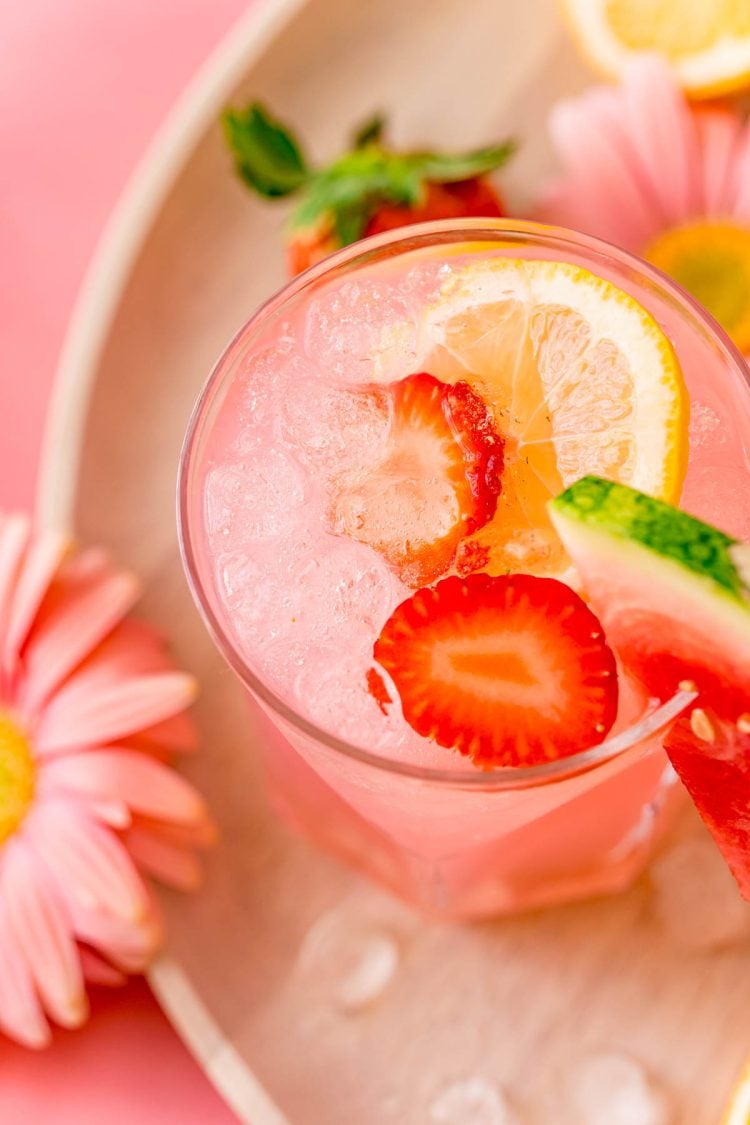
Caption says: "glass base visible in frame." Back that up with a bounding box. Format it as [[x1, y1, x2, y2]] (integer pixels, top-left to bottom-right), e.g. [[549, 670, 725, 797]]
[[257, 704, 682, 921]]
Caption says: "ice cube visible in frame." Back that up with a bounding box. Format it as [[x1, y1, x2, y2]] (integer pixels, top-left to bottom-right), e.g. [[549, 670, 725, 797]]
[[564, 1052, 670, 1125], [293, 654, 409, 753], [235, 345, 318, 434], [688, 402, 724, 449], [429, 1078, 520, 1125], [304, 278, 418, 384], [290, 538, 399, 639], [228, 530, 400, 669], [402, 257, 456, 305], [204, 447, 306, 541], [297, 905, 400, 1013], [281, 382, 392, 478], [650, 833, 750, 950]]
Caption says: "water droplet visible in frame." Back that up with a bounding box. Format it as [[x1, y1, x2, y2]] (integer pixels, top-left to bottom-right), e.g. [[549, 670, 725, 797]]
[[564, 1052, 670, 1125], [297, 905, 400, 1013], [429, 1077, 520, 1125]]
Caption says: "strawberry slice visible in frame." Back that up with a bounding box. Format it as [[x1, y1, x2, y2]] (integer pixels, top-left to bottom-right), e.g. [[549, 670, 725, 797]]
[[330, 373, 503, 587], [372, 573, 618, 768]]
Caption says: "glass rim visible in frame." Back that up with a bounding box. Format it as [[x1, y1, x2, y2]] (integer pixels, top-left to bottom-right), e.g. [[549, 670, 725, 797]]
[[176, 216, 745, 789]]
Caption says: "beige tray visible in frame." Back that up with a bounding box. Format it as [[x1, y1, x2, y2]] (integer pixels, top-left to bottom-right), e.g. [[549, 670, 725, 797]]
[[38, 0, 750, 1121]]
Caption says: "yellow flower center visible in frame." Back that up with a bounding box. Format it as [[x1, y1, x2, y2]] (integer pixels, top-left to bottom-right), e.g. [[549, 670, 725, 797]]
[[645, 220, 750, 353], [0, 714, 35, 844]]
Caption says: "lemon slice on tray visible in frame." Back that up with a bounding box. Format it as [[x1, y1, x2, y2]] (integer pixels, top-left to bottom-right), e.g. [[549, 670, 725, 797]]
[[420, 258, 689, 577], [561, 0, 750, 99]]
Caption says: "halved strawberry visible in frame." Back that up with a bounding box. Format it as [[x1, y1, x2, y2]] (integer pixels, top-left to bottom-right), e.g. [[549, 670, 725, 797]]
[[364, 178, 503, 238], [373, 573, 618, 768], [329, 373, 504, 586]]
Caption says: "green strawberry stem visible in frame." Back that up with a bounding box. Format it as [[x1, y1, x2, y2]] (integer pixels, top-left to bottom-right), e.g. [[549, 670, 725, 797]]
[[222, 101, 516, 245]]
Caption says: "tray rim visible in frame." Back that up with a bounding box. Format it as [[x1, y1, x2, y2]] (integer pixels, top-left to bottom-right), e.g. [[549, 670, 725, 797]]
[[35, 1, 311, 1121]]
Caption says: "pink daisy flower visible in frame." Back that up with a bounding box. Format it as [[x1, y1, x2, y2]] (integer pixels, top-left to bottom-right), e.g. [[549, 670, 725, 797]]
[[0, 514, 212, 1048], [539, 54, 750, 352]]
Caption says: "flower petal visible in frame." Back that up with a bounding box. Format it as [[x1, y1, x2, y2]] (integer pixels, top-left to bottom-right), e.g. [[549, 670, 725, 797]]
[[622, 55, 700, 225], [131, 811, 218, 849], [40, 749, 207, 824], [78, 946, 127, 988], [29, 799, 150, 923], [730, 122, 750, 222], [1, 837, 87, 1030], [78, 616, 176, 678], [0, 515, 30, 660], [3, 529, 69, 674], [66, 895, 162, 974], [35, 672, 197, 754], [123, 824, 203, 890], [0, 900, 50, 1048], [21, 559, 141, 715], [546, 90, 662, 249], [694, 107, 744, 216], [129, 709, 199, 754]]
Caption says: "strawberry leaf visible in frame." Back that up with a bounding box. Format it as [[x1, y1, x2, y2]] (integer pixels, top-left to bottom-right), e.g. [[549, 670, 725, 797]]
[[353, 113, 386, 149], [289, 148, 424, 241], [222, 101, 518, 248], [411, 141, 516, 183], [332, 201, 374, 245], [223, 103, 309, 197]]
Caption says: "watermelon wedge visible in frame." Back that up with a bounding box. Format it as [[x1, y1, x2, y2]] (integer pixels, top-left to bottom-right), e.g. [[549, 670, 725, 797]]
[[549, 476, 750, 897]]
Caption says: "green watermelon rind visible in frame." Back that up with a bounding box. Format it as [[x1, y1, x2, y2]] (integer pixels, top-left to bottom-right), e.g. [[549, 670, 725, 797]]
[[550, 476, 747, 608]]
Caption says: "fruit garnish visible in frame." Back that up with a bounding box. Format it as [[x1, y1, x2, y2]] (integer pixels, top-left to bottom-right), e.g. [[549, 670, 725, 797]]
[[421, 258, 689, 577], [550, 476, 750, 897], [330, 373, 504, 587], [664, 714, 750, 901], [372, 573, 618, 768], [549, 476, 750, 719], [366, 667, 393, 716], [222, 104, 514, 275], [561, 0, 750, 99]]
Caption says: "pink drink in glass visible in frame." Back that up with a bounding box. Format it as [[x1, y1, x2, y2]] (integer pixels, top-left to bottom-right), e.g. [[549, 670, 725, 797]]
[[179, 220, 750, 919]]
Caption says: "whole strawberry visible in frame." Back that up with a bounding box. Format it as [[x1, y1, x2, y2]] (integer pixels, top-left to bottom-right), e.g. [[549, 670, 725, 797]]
[[223, 106, 515, 276]]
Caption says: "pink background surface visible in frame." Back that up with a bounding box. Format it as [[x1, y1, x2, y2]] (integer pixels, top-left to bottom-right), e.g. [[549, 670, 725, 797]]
[[0, 1, 252, 1120]]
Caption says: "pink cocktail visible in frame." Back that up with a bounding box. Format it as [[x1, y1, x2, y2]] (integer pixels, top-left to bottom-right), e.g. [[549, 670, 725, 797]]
[[179, 220, 750, 919]]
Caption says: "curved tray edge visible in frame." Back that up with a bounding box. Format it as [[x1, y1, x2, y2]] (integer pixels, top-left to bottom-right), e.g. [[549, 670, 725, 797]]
[[35, 0, 308, 536]]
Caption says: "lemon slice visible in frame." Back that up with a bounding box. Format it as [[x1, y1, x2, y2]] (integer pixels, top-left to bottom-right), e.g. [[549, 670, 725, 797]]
[[420, 258, 688, 576], [724, 1060, 750, 1124], [561, 0, 750, 98]]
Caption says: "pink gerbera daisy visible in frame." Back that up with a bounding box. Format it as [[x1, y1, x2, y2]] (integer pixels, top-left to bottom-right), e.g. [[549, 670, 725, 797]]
[[539, 54, 750, 352], [0, 514, 212, 1048]]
